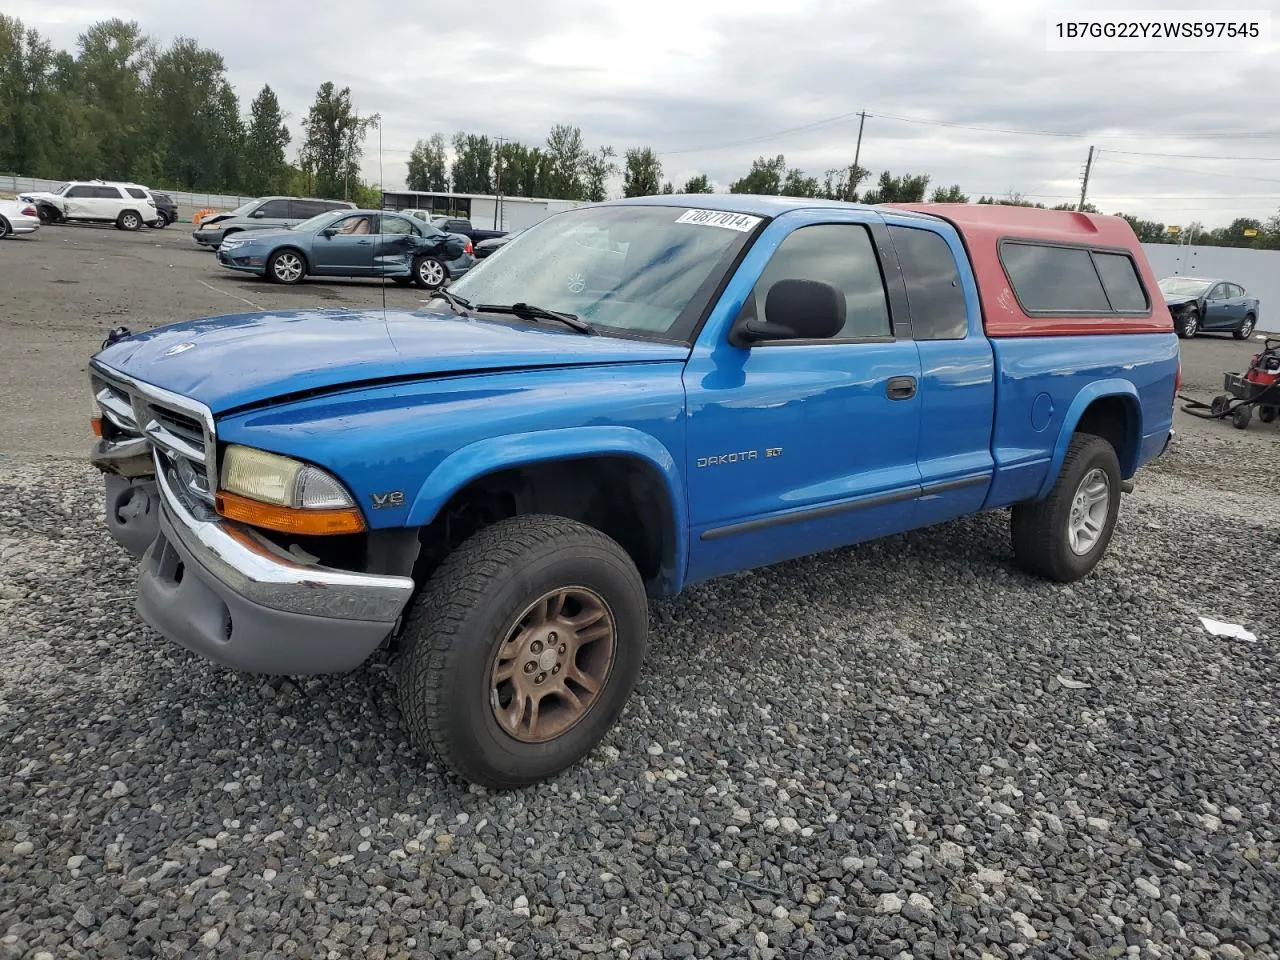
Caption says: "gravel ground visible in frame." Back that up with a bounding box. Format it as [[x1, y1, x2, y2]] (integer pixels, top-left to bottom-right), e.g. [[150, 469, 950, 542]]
[[1, 421, 1277, 959]]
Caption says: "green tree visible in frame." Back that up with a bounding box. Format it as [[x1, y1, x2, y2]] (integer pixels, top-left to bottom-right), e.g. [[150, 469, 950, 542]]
[[243, 84, 290, 194], [582, 145, 617, 202], [1114, 213, 1168, 243], [729, 154, 787, 194], [298, 82, 376, 200], [861, 170, 931, 204], [407, 133, 449, 192], [0, 16, 76, 178], [930, 184, 969, 203], [820, 164, 867, 202], [622, 147, 662, 197], [680, 173, 712, 194], [74, 19, 153, 180], [976, 192, 1045, 208], [781, 167, 820, 197], [147, 37, 243, 190], [544, 123, 588, 199], [450, 132, 494, 193]]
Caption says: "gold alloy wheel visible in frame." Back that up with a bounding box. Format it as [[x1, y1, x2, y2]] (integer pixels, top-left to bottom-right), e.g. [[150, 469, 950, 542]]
[[489, 586, 616, 743]]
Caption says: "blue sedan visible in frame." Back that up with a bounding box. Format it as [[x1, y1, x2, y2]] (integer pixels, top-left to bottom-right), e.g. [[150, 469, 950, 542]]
[[216, 209, 475, 287]]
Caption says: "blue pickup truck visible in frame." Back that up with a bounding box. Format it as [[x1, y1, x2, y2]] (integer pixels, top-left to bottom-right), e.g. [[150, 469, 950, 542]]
[[88, 195, 1179, 788]]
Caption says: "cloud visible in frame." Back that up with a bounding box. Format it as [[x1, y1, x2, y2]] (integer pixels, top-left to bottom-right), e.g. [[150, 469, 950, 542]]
[[8, 0, 1280, 225]]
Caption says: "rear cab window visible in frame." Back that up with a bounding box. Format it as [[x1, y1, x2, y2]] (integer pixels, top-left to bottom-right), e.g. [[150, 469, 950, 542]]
[[125, 187, 148, 199], [889, 225, 968, 340], [999, 241, 1150, 316]]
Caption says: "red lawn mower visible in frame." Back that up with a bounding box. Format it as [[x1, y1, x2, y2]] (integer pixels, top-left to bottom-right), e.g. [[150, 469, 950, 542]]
[[1179, 337, 1280, 430]]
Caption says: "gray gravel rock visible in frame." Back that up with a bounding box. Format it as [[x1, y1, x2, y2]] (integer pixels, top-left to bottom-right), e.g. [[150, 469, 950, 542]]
[[2, 435, 1278, 959]]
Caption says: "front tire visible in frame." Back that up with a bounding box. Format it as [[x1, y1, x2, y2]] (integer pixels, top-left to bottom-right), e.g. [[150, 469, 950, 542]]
[[1011, 434, 1122, 582], [395, 515, 649, 789], [266, 249, 306, 285], [117, 210, 142, 231], [1234, 314, 1256, 340], [413, 255, 447, 289], [1176, 309, 1199, 339]]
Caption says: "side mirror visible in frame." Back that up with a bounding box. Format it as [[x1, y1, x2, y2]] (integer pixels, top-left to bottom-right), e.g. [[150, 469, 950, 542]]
[[320, 227, 337, 237], [250, 209, 266, 218], [731, 279, 846, 345]]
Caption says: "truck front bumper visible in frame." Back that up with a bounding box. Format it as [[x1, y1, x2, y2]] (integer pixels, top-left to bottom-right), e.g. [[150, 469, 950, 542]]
[[129, 460, 416, 676]]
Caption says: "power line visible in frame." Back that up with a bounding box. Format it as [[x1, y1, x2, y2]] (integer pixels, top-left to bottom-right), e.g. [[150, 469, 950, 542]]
[[1099, 155, 1280, 185], [1103, 148, 1280, 162], [656, 110, 864, 157]]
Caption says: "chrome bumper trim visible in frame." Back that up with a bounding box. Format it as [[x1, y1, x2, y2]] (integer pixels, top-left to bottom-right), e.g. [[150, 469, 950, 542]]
[[153, 454, 414, 623], [90, 436, 154, 478]]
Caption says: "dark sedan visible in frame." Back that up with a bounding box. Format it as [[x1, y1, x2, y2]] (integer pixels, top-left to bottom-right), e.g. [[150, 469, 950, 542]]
[[216, 209, 474, 287], [1159, 276, 1260, 340]]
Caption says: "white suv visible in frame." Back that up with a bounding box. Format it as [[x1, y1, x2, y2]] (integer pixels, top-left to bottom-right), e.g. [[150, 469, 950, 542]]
[[18, 180, 160, 231]]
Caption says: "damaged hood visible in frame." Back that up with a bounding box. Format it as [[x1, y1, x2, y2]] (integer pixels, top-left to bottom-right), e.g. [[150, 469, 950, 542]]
[[92, 306, 689, 414]]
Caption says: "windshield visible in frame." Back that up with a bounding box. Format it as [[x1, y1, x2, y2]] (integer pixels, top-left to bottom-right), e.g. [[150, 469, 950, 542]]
[[1159, 277, 1212, 297], [293, 210, 345, 233], [227, 199, 260, 217], [448, 204, 761, 340]]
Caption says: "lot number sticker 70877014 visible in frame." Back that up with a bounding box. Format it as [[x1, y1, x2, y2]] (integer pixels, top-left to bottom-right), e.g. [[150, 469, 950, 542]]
[[675, 209, 762, 232]]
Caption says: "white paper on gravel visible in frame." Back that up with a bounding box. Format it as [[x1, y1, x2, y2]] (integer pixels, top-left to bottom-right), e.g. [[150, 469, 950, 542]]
[[1198, 616, 1258, 642]]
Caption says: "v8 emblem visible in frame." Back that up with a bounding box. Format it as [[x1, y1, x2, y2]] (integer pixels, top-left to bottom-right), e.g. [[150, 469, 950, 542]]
[[371, 490, 405, 509]]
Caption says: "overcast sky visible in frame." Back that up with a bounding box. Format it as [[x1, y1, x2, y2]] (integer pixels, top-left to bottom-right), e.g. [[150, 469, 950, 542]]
[[9, 0, 1280, 227]]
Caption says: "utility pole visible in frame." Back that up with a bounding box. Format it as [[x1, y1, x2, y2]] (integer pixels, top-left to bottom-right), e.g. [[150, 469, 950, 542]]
[[1077, 145, 1095, 212], [492, 135, 508, 230], [852, 111, 867, 173]]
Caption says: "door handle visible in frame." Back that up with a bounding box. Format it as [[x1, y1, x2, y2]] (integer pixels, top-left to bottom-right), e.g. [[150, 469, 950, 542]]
[[886, 376, 917, 400]]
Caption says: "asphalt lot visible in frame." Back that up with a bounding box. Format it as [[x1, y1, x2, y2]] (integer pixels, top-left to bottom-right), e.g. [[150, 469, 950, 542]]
[[1, 221, 1278, 959]]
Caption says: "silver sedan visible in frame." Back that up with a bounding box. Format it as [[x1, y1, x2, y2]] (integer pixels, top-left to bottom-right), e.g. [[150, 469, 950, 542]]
[[0, 198, 41, 239]]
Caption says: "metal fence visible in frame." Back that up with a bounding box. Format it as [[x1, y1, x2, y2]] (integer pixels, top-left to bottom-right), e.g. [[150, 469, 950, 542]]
[[0, 175, 255, 222]]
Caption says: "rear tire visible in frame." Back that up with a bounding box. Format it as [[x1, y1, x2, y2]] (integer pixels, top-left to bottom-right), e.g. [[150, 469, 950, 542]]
[[1232, 406, 1252, 430], [150, 212, 168, 229], [117, 210, 142, 231], [395, 514, 649, 789], [1259, 405, 1277, 424], [413, 256, 447, 289], [0, 217, 10, 240], [1011, 434, 1122, 583], [1234, 314, 1256, 340]]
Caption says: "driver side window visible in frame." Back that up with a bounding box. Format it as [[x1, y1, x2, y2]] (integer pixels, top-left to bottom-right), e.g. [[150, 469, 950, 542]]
[[749, 224, 892, 340]]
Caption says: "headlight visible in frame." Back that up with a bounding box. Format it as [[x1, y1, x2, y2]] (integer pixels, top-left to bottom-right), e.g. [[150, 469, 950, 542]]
[[216, 445, 365, 535]]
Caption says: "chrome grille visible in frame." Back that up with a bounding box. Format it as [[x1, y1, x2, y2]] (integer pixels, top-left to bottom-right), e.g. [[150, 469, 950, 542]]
[[90, 363, 217, 506]]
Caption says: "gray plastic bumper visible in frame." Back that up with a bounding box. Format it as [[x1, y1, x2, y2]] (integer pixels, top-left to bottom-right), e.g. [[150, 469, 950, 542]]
[[135, 465, 415, 676]]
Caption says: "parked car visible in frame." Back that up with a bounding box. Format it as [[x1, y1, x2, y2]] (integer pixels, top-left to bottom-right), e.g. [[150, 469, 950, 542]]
[[0, 198, 41, 238], [149, 192, 179, 228], [1158, 275, 1260, 340], [474, 233, 514, 259], [400, 210, 506, 245], [193, 196, 356, 249], [216, 209, 473, 287], [87, 196, 1176, 789], [17, 180, 159, 230]]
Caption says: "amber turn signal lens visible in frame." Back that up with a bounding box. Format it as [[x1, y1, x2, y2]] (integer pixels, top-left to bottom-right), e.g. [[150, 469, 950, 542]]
[[215, 490, 366, 535], [90, 416, 103, 438]]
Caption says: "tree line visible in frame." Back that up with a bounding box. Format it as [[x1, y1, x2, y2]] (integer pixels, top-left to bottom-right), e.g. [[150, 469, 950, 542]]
[[4, 14, 1278, 249], [0, 15, 380, 204]]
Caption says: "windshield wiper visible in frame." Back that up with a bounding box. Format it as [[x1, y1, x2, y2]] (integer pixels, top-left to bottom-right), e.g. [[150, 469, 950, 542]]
[[475, 302, 592, 335], [424, 288, 473, 316]]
